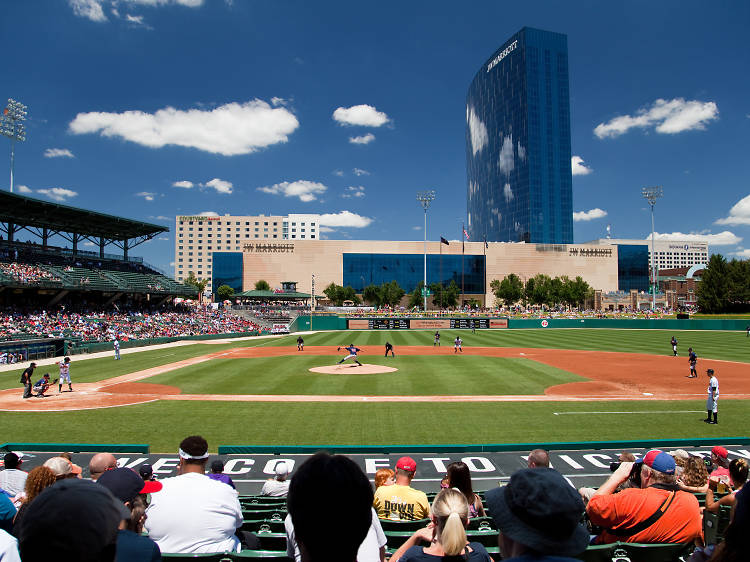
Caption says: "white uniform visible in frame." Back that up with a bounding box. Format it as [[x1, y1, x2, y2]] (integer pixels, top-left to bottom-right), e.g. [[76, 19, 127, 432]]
[[707, 375, 719, 413], [454, 337, 462, 352], [58, 361, 71, 384]]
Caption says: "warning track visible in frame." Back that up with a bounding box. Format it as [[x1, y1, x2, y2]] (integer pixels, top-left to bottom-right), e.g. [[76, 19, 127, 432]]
[[1, 346, 748, 411]]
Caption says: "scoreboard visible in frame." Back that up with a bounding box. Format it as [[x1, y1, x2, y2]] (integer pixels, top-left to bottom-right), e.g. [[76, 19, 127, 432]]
[[366, 318, 409, 329], [347, 318, 502, 330], [449, 318, 489, 329]]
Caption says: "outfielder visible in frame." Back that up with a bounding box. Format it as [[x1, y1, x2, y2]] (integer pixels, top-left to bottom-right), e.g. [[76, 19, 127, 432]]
[[687, 347, 697, 378], [454, 336, 463, 353], [113, 337, 121, 360], [705, 368, 719, 424], [336, 344, 363, 366], [670, 336, 678, 357], [434, 331, 440, 347], [57, 356, 73, 392]]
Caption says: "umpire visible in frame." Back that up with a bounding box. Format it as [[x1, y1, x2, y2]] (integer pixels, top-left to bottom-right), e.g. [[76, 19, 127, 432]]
[[21, 362, 36, 399]]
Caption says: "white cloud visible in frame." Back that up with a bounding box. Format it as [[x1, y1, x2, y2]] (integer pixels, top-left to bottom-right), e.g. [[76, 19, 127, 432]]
[[333, 104, 390, 127], [503, 183, 513, 203], [466, 106, 488, 156], [733, 248, 750, 258], [332, 170, 344, 177], [649, 231, 741, 246], [44, 148, 75, 158], [202, 178, 233, 194], [573, 208, 608, 222], [412, 226, 422, 231], [318, 226, 335, 233], [125, 13, 151, 28], [342, 186, 365, 199], [172, 180, 194, 189], [594, 98, 719, 139], [352, 168, 370, 176], [498, 134, 514, 175], [36, 188, 78, 202], [136, 191, 156, 201], [571, 155, 592, 176], [198, 211, 218, 217], [715, 194, 750, 226], [349, 133, 375, 145], [158, 236, 169, 241], [317, 210, 373, 228], [257, 180, 327, 202], [149, 215, 170, 221], [69, 0, 107, 22], [270, 97, 288, 107], [82, 241, 96, 247], [69, 100, 299, 156], [16, 185, 33, 194]]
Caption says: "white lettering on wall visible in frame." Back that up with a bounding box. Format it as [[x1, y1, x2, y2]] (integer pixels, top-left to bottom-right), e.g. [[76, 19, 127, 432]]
[[365, 459, 392, 473], [487, 40, 518, 73], [224, 458, 255, 475]]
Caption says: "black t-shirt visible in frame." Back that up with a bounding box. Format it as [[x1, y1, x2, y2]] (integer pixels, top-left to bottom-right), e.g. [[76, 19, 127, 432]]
[[20, 367, 34, 384]]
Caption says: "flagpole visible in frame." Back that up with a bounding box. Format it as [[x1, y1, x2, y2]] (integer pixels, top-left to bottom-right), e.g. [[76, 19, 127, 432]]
[[483, 234, 487, 308], [461, 223, 465, 309], [440, 239, 443, 310]]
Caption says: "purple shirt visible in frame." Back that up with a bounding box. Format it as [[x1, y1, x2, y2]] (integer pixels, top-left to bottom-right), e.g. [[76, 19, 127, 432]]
[[207, 473, 235, 489]]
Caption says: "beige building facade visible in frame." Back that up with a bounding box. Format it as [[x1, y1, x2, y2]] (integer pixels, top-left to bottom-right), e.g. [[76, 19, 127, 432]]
[[241, 239, 618, 306]]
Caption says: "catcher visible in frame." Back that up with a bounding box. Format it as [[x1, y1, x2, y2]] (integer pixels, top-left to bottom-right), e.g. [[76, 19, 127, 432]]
[[336, 344, 363, 366], [32, 373, 57, 397]]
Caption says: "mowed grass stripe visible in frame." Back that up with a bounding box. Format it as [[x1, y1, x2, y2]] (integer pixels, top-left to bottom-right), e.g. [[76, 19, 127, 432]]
[[267, 329, 750, 363], [1, 399, 745, 453], [144, 356, 583, 396]]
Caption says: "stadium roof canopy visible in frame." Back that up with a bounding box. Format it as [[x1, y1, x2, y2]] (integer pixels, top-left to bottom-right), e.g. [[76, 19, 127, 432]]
[[236, 289, 312, 300], [0, 191, 167, 255]]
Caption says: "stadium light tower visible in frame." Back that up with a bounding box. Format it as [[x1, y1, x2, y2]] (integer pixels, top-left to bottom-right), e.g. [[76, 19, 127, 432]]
[[0, 99, 28, 193], [416, 190, 436, 313], [642, 186, 663, 311]]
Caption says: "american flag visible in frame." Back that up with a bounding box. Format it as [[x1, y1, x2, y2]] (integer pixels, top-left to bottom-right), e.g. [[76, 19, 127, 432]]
[[463, 228, 470, 241]]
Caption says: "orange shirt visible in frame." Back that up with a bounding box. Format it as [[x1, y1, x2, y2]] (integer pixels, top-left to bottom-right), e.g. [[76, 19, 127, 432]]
[[587, 486, 701, 544]]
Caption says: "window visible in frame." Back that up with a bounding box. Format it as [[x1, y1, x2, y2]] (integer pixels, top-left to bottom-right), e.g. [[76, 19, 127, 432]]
[[311, 235, 316, 239], [264, 222, 268, 226]]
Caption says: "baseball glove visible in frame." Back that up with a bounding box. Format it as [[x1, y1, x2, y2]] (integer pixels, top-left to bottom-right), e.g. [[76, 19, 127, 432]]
[[337, 347, 340, 351], [52, 378, 59, 384]]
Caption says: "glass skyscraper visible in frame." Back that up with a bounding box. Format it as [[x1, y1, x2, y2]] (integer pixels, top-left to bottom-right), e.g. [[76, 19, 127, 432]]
[[466, 27, 573, 244]]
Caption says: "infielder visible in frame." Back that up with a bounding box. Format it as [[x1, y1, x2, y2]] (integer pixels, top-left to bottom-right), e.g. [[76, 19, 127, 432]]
[[454, 336, 463, 353], [705, 368, 719, 424], [336, 344, 363, 366], [670, 336, 678, 357], [57, 356, 73, 392], [113, 337, 121, 360], [434, 331, 441, 347], [297, 336, 304, 351], [687, 347, 697, 378]]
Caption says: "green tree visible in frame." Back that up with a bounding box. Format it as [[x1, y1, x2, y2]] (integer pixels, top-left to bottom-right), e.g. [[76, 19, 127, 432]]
[[526, 274, 552, 308], [408, 281, 426, 309], [381, 280, 405, 307], [697, 254, 729, 313], [184, 271, 209, 300], [442, 280, 460, 308], [323, 283, 360, 306], [216, 284, 235, 301], [362, 284, 381, 306], [490, 274, 524, 307], [567, 276, 591, 309], [254, 280, 270, 291], [726, 259, 750, 310]]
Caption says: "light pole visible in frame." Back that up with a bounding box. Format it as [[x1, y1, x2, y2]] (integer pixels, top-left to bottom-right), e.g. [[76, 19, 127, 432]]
[[416, 190, 436, 313], [642, 186, 663, 311], [0, 99, 28, 193], [310, 273, 315, 332]]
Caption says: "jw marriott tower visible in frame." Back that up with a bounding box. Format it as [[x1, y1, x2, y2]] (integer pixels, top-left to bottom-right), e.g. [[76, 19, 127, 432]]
[[466, 27, 573, 244]]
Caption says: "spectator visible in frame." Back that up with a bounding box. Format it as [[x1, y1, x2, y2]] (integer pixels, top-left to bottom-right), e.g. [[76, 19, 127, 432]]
[[586, 450, 701, 544], [261, 461, 289, 497], [97, 468, 163, 562], [0, 528, 20, 562], [10, 467, 56, 537], [286, 452, 374, 562], [208, 459, 236, 490], [42, 457, 80, 481], [678, 456, 710, 493], [144, 435, 244, 554], [374, 468, 395, 489], [0, 454, 27, 499], [445, 461, 485, 517], [703, 459, 748, 513], [138, 464, 156, 482], [709, 446, 731, 485], [373, 457, 429, 521], [0, 494, 15, 534], [89, 453, 118, 481], [527, 449, 550, 468], [16, 478, 126, 562], [57, 452, 83, 479], [669, 449, 690, 477], [705, 485, 749, 562], [390, 488, 492, 562], [485, 468, 589, 560]]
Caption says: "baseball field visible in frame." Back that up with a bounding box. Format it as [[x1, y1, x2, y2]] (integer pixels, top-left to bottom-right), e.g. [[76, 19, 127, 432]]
[[1, 328, 748, 452]]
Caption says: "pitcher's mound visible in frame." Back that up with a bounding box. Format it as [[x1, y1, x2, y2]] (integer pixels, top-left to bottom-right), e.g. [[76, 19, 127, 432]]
[[310, 364, 398, 375]]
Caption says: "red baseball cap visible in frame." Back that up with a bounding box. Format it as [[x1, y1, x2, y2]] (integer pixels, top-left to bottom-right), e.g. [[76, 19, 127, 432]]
[[396, 456, 417, 472], [712, 446, 728, 460]]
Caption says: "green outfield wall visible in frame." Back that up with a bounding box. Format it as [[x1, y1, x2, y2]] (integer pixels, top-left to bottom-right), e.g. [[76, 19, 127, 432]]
[[66, 330, 259, 354]]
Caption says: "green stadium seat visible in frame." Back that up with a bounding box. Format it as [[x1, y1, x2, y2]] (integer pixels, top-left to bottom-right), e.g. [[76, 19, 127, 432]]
[[703, 504, 732, 545], [378, 518, 431, 532], [241, 509, 287, 521], [464, 529, 498, 548], [230, 550, 292, 560], [254, 532, 288, 552], [384, 531, 420, 550], [161, 553, 232, 561], [466, 516, 496, 531], [241, 520, 287, 534], [576, 542, 694, 562]]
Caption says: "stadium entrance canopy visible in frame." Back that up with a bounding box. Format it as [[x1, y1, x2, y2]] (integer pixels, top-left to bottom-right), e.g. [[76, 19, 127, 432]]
[[0, 191, 167, 260], [235, 289, 312, 302]]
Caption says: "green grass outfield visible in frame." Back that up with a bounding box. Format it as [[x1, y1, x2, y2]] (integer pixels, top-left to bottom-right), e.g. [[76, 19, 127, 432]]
[[1, 328, 747, 451]]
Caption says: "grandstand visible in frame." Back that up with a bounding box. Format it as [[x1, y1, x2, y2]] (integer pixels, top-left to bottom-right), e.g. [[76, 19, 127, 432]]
[[0, 190, 197, 305]]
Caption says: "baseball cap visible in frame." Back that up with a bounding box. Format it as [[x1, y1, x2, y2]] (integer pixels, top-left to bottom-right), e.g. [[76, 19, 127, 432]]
[[138, 463, 153, 479], [43, 456, 72, 477], [707, 368, 714, 374], [275, 462, 289, 477], [210, 460, 225, 473], [97, 467, 162, 503], [3, 452, 21, 468], [485, 468, 588, 556], [642, 449, 675, 474], [396, 456, 417, 472], [712, 446, 728, 460]]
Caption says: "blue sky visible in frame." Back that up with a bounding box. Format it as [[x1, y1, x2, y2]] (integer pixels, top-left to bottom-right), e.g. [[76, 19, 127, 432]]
[[1, 0, 749, 273]]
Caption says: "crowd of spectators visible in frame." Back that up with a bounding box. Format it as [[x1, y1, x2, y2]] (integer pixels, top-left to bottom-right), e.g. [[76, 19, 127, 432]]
[[0, 442, 747, 561], [0, 305, 260, 342], [0, 263, 60, 285]]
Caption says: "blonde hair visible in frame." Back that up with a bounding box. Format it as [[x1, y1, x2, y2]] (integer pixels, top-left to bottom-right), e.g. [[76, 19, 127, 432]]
[[729, 458, 748, 487], [374, 468, 394, 489], [430, 488, 468, 556]]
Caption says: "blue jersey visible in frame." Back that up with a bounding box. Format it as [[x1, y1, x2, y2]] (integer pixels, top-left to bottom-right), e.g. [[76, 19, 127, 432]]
[[34, 377, 49, 387], [344, 346, 361, 355], [689, 352, 697, 365]]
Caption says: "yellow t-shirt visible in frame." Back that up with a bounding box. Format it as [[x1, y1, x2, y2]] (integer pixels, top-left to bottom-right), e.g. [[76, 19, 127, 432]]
[[373, 484, 429, 521]]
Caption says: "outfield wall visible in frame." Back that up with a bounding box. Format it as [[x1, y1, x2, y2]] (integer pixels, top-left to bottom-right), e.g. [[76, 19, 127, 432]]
[[67, 330, 260, 354]]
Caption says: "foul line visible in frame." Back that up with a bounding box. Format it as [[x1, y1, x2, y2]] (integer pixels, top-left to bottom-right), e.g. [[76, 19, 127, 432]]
[[553, 410, 705, 415]]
